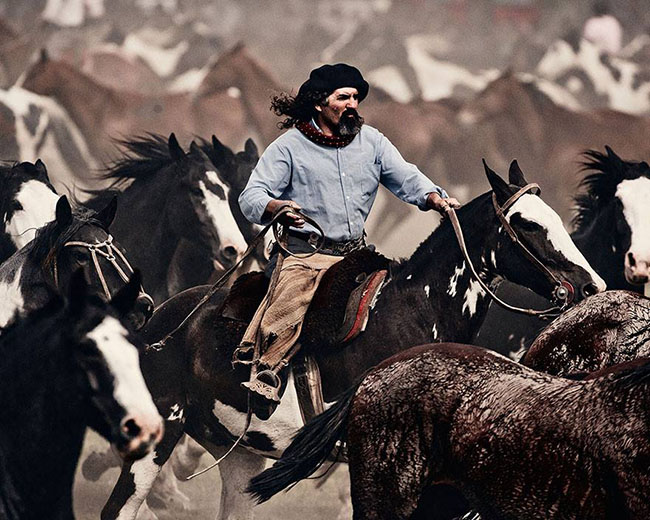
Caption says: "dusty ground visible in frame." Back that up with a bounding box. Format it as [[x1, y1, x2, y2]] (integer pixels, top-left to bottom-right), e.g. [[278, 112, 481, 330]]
[[74, 430, 349, 520]]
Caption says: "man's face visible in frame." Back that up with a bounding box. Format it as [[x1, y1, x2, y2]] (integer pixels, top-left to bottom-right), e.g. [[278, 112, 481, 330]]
[[315, 87, 364, 136]]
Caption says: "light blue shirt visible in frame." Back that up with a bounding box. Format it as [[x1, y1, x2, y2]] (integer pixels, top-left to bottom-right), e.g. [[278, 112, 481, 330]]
[[238, 123, 448, 242]]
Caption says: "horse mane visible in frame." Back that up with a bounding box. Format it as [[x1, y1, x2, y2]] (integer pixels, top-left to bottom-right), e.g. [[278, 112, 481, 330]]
[[99, 134, 185, 186], [572, 149, 650, 233], [25, 207, 103, 274]]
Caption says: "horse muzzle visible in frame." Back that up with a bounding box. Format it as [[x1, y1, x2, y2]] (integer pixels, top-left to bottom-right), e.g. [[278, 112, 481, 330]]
[[116, 414, 164, 461], [625, 252, 650, 285]]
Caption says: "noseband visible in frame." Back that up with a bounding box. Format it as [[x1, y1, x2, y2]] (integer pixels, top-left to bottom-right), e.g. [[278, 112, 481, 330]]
[[53, 234, 154, 308], [448, 183, 572, 317]]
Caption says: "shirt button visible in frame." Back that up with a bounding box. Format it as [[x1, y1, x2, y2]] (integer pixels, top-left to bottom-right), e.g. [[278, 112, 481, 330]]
[[342, 172, 346, 177], [346, 196, 350, 200]]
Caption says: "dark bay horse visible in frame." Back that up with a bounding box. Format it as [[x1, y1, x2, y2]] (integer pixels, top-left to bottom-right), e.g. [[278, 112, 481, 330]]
[[0, 159, 58, 263], [523, 290, 650, 376], [102, 161, 605, 520], [0, 270, 163, 520], [250, 341, 650, 519], [0, 195, 153, 330], [476, 146, 650, 358], [83, 133, 248, 304]]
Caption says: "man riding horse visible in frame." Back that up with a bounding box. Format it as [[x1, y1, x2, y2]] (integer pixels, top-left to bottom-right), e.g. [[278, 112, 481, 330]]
[[235, 63, 460, 417]]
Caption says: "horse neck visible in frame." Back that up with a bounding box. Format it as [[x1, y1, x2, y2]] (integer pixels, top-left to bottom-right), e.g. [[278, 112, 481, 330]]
[[32, 63, 114, 132], [383, 195, 499, 343], [571, 207, 633, 291], [0, 321, 86, 501]]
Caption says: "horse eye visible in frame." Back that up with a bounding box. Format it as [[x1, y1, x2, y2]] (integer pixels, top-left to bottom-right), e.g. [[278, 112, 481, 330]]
[[516, 219, 542, 233]]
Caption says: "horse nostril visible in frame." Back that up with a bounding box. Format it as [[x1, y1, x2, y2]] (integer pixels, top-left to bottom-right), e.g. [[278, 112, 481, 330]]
[[223, 246, 238, 260], [628, 252, 636, 267], [581, 282, 599, 297], [121, 418, 142, 439]]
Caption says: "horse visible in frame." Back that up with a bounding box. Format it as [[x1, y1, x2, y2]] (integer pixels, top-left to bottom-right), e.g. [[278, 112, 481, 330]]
[[536, 36, 650, 115], [0, 269, 163, 519], [249, 341, 650, 520], [454, 73, 650, 221], [101, 160, 606, 520], [0, 194, 153, 331], [0, 159, 58, 263], [475, 146, 650, 359], [82, 132, 248, 304], [523, 290, 650, 376], [0, 84, 98, 194]]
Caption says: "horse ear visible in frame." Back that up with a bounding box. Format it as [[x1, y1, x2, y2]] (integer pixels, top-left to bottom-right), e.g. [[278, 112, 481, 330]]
[[55, 196, 72, 226], [605, 145, 623, 166], [67, 268, 89, 316], [96, 196, 117, 229], [109, 270, 142, 317], [484, 159, 512, 205], [34, 158, 48, 179], [168, 133, 185, 161], [211, 135, 228, 166], [508, 160, 528, 187], [244, 138, 258, 161]]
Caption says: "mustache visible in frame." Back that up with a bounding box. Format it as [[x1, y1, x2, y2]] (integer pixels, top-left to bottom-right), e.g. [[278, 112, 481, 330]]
[[339, 108, 364, 136]]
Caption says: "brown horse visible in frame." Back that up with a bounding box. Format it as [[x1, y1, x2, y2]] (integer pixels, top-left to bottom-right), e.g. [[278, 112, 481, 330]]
[[19, 49, 260, 161], [523, 290, 650, 376], [455, 72, 650, 221], [250, 341, 650, 519]]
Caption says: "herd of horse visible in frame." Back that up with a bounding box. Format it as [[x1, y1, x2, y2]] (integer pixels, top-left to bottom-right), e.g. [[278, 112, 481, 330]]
[[1, 133, 650, 519]]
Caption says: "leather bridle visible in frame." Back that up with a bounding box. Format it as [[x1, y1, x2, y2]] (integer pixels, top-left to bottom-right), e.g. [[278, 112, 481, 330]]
[[53, 234, 154, 308], [447, 183, 573, 317]]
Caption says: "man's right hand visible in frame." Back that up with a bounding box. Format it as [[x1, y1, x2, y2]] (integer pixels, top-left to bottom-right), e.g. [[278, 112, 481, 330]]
[[265, 199, 305, 228]]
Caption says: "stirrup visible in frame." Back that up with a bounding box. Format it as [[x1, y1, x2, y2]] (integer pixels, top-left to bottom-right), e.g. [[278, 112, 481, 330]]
[[232, 344, 255, 367], [242, 369, 282, 403]]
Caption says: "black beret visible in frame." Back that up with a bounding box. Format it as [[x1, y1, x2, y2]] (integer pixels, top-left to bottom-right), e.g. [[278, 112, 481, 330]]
[[297, 63, 369, 102]]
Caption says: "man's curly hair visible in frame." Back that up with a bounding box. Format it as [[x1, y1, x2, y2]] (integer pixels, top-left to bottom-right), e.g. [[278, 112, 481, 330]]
[[270, 90, 330, 129]]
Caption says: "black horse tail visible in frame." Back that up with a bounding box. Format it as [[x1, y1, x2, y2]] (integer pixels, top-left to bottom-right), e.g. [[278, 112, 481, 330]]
[[247, 380, 361, 503]]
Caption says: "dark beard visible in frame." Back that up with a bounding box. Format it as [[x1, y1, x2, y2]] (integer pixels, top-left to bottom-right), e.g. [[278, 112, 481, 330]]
[[338, 108, 364, 136]]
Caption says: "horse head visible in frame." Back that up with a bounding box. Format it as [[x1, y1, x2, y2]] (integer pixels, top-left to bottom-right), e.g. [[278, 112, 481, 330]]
[[574, 146, 650, 286], [62, 269, 163, 460], [26, 196, 153, 329], [484, 159, 606, 305], [175, 134, 247, 270], [0, 159, 58, 261]]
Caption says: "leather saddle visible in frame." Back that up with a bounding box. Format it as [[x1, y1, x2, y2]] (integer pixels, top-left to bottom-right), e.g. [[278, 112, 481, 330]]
[[220, 248, 391, 349]]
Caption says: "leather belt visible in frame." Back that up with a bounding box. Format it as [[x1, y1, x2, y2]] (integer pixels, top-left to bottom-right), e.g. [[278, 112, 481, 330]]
[[287, 230, 366, 256]]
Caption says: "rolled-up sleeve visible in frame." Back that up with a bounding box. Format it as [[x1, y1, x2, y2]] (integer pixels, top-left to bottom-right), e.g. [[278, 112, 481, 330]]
[[238, 143, 292, 224], [377, 133, 448, 210]]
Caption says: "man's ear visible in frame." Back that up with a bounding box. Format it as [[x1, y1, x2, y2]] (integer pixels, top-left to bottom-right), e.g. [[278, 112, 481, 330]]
[[314, 104, 323, 113]]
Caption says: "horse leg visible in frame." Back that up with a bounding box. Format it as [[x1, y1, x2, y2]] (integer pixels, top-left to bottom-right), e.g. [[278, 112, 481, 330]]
[[194, 440, 267, 520], [100, 420, 185, 520]]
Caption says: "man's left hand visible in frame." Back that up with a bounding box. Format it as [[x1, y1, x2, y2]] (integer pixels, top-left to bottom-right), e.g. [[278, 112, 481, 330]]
[[427, 193, 461, 215]]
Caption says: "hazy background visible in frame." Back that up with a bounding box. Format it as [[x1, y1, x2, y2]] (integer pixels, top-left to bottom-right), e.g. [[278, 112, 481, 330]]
[[1, 1, 649, 518]]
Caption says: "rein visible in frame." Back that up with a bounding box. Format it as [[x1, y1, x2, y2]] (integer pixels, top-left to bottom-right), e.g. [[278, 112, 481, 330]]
[[53, 234, 154, 307], [446, 183, 570, 318], [149, 206, 324, 352]]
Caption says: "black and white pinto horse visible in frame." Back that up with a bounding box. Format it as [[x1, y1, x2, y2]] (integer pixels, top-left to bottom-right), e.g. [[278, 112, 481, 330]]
[[249, 341, 650, 520], [0, 270, 163, 520], [536, 36, 650, 115], [101, 161, 605, 520], [84, 133, 248, 305], [0, 195, 153, 331], [476, 146, 650, 358], [0, 159, 58, 263]]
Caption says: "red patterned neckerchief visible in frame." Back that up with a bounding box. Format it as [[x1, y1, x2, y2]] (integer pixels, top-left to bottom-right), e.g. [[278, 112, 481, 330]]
[[296, 121, 357, 148]]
